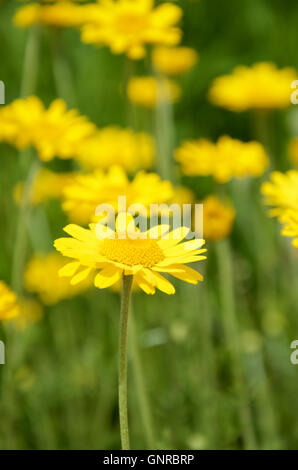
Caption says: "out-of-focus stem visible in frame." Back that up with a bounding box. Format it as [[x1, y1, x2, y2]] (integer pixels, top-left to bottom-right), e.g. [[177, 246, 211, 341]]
[[51, 29, 76, 107], [20, 25, 41, 97], [215, 239, 258, 450], [130, 307, 155, 449], [119, 274, 133, 450]]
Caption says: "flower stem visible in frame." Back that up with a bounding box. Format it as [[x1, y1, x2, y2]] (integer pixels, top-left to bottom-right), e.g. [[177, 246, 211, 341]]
[[20, 24, 41, 98], [119, 274, 133, 450]]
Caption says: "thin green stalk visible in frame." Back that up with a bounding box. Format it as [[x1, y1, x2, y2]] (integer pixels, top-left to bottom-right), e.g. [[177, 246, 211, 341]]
[[215, 239, 258, 450], [51, 29, 76, 107], [20, 25, 41, 97], [130, 307, 155, 449], [119, 274, 133, 450]]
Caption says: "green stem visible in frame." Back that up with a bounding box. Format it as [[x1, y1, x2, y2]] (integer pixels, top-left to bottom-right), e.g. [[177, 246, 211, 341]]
[[119, 274, 133, 450], [130, 307, 155, 449], [20, 25, 41, 97], [215, 239, 258, 450], [51, 29, 76, 107]]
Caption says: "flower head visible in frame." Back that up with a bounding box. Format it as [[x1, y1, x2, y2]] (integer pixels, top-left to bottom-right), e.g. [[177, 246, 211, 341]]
[[152, 46, 198, 76], [81, 0, 182, 60], [281, 210, 298, 248], [24, 252, 92, 305], [176, 135, 269, 183], [261, 170, 298, 220], [209, 62, 297, 112], [0, 281, 20, 321], [54, 214, 206, 295], [0, 96, 96, 161], [76, 127, 155, 172], [202, 195, 235, 241], [127, 76, 181, 108], [62, 165, 174, 224]]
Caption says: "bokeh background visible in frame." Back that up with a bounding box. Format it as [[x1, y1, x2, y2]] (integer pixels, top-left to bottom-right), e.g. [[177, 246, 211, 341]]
[[0, 0, 298, 450]]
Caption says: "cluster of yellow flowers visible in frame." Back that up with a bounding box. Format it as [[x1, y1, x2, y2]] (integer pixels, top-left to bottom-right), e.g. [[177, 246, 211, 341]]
[[176, 135, 269, 183], [261, 170, 298, 248], [209, 62, 296, 112]]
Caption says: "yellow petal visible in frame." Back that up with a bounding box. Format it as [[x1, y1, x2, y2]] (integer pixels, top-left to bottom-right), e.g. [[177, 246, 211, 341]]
[[70, 268, 92, 286], [94, 265, 122, 289], [59, 261, 80, 277], [148, 270, 175, 295]]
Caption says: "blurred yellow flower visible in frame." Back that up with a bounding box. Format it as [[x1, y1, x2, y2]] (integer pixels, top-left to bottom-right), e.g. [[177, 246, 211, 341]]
[[127, 76, 181, 108], [209, 62, 297, 112], [176, 135, 269, 183], [14, 1, 91, 28], [76, 127, 155, 172], [281, 210, 298, 248], [0, 96, 96, 161], [81, 0, 182, 60], [202, 195, 235, 241], [54, 215, 206, 295], [62, 165, 174, 224], [12, 298, 43, 330], [0, 281, 20, 321], [14, 168, 76, 205], [152, 46, 198, 76], [289, 138, 298, 167], [171, 186, 195, 206], [261, 170, 298, 220], [24, 252, 92, 305]]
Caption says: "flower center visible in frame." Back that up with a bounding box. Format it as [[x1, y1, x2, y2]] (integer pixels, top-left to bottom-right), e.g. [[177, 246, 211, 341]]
[[115, 14, 148, 35], [100, 237, 164, 267]]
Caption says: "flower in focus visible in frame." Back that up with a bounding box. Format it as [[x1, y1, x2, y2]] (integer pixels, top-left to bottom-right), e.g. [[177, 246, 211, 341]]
[[0, 281, 20, 321], [176, 135, 269, 183], [14, 169, 77, 206], [24, 252, 92, 305], [289, 138, 298, 167], [62, 165, 174, 224], [80, 0, 182, 60], [0, 96, 96, 162], [208, 62, 297, 112], [14, 1, 92, 29], [281, 210, 298, 248], [261, 170, 298, 220], [54, 214, 207, 295], [152, 46, 198, 76], [76, 127, 155, 172], [202, 195, 235, 241], [127, 76, 181, 108]]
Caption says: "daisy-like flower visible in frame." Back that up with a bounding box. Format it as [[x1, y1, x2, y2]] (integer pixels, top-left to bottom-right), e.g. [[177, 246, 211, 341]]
[[281, 210, 298, 248], [14, 0, 91, 28], [76, 126, 155, 172], [80, 0, 182, 60], [0, 281, 20, 321], [14, 169, 76, 206], [261, 170, 298, 220], [208, 62, 297, 112], [202, 195, 235, 241], [127, 76, 181, 108], [176, 135, 269, 183], [152, 46, 198, 76], [0, 96, 96, 162], [54, 214, 206, 295], [24, 252, 93, 305], [62, 165, 174, 224]]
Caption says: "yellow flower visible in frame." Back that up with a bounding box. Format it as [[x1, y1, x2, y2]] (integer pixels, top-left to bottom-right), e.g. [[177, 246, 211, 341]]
[[209, 62, 297, 112], [0, 281, 20, 321], [62, 165, 174, 224], [14, 1, 91, 28], [281, 210, 298, 248], [202, 195, 235, 241], [76, 126, 155, 172], [14, 168, 76, 205], [176, 135, 269, 183], [24, 252, 92, 305], [12, 298, 43, 331], [127, 76, 181, 108], [54, 215, 207, 295], [0, 96, 96, 162], [171, 186, 195, 206], [81, 0, 182, 60], [152, 46, 198, 76], [261, 170, 298, 220], [289, 138, 298, 167]]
